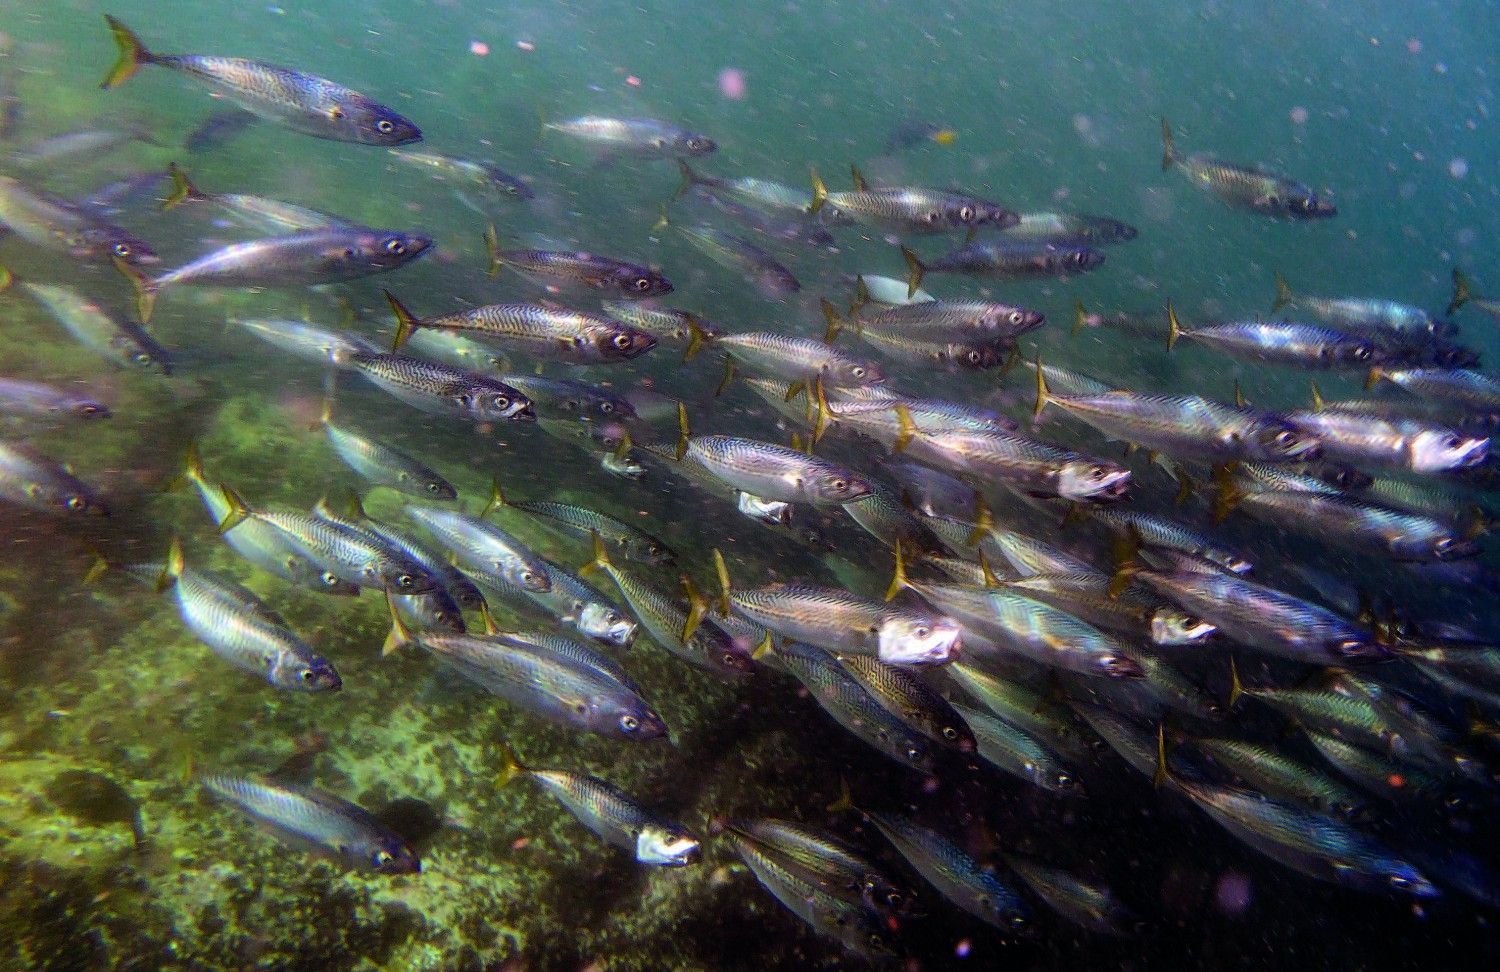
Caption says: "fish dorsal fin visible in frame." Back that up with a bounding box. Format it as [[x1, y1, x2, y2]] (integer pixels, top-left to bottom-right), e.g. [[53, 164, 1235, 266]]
[[712, 548, 733, 619], [849, 164, 869, 192], [1309, 381, 1325, 412]]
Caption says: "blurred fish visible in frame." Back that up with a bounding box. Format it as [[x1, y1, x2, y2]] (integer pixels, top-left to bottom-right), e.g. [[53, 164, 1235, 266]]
[[1167, 304, 1379, 370], [386, 291, 655, 365], [866, 810, 1030, 931], [696, 330, 882, 391], [678, 429, 872, 507], [654, 210, 800, 296], [1002, 212, 1138, 246], [75, 169, 173, 218], [319, 400, 457, 500], [810, 165, 1017, 235], [498, 743, 698, 865], [883, 117, 956, 153], [835, 651, 976, 751], [234, 316, 379, 365], [13, 276, 170, 373], [162, 163, 350, 234], [183, 108, 257, 153], [1161, 118, 1335, 218], [484, 478, 673, 567], [491, 555, 637, 648], [601, 301, 717, 351], [1003, 855, 1137, 935], [953, 701, 1080, 793], [388, 148, 532, 212], [1284, 390, 1487, 473], [101, 16, 422, 145], [1448, 269, 1500, 320], [332, 350, 534, 424], [1275, 272, 1449, 342], [901, 240, 1102, 296], [405, 504, 551, 594], [1184, 736, 1367, 819], [0, 174, 157, 265], [674, 161, 812, 218], [0, 441, 107, 516], [543, 116, 715, 160], [200, 774, 419, 873], [0, 378, 109, 421], [11, 127, 156, 168], [729, 818, 915, 918]]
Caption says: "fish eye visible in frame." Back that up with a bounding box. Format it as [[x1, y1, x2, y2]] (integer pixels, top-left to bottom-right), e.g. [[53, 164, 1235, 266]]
[[1388, 873, 1410, 889], [978, 894, 995, 912], [395, 574, 416, 589], [913, 625, 930, 638], [426, 482, 443, 493], [300, 669, 317, 682], [133, 352, 153, 365], [1353, 346, 1371, 360], [905, 745, 921, 759], [65, 496, 85, 511], [966, 350, 982, 364], [958, 205, 975, 221], [520, 569, 536, 583], [867, 934, 883, 948], [923, 211, 941, 223], [78, 404, 102, 416], [600, 402, 615, 413], [112, 242, 132, 257], [489, 394, 511, 410], [328, 106, 346, 121], [1069, 252, 1087, 266], [321, 571, 340, 586], [1089, 466, 1108, 480], [611, 333, 633, 350], [850, 366, 867, 379], [385, 239, 407, 254], [1265, 195, 1280, 207], [1434, 537, 1454, 553], [1444, 436, 1463, 449], [376, 119, 395, 134], [621, 714, 640, 732], [373, 849, 393, 866], [1008, 311, 1024, 325], [942, 726, 958, 740], [830, 478, 849, 492], [1056, 773, 1072, 787]]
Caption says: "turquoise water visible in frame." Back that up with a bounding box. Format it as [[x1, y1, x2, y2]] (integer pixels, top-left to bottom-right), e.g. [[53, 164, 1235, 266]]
[[1, 1, 1499, 969]]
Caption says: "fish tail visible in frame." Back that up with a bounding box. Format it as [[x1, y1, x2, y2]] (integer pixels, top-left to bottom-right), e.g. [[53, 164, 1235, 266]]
[[381, 590, 414, 657], [850, 274, 871, 317], [100, 15, 155, 90], [1152, 723, 1169, 789], [812, 376, 830, 445], [848, 163, 869, 191], [825, 777, 855, 813], [1227, 655, 1243, 707], [1032, 351, 1052, 419], [214, 484, 252, 536], [977, 548, 1003, 588], [162, 161, 205, 210], [680, 574, 708, 643], [1165, 300, 1181, 351], [965, 493, 993, 547], [182, 440, 207, 486], [1071, 299, 1087, 337], [480, 476, 507, 518], [675, 402, 690, 459], [891, 401, 916, 453], [156, 536, 186, 594], [483, 223, 503, 277], [580, 528, 612, 578], [496, 740, 530, 787], [899, 246, 925, 300], [1448, 269, 1473, 317], [711, 548, 732, 620], [0, 263, 12, 294], [1364, 366, 1387, 392], [1309, 380, 1325, 411], [1232, 380, 1248, 408], [819, 297, 844, 343], [1159, 117, 1175, 171], [651, 203, 670, 233], [1210, 463, 1241, 524], [384, 289, 421, 352], [682, 314, 710, 362], [673, 160, 697, 201], [1272, 271, 1293, 313], [884, 537, 909, 602], [808, 167, 828, 215], [111, 254, 158, 324]]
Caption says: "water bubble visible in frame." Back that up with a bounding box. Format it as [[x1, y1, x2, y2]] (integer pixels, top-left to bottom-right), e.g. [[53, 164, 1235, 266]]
[[468, 41, 489, 57], [1215, 872, 1253, 915], [1407, 37, 1423, 54], [1290, 106, 1309, 125], [1449, 157, 1469, 179], [717, 68, 747, 100]]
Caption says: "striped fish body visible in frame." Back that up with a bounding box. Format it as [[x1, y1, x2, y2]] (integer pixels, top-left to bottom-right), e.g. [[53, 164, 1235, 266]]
[[720, 332, 882, 388], [685, 435, 870, 505], [868, 811, 1029, 930], [254, 508, 435, 594], [408, 303, 656, 363], [19, 281, 170, 374], [322, 421, 456, 499], [545, 116, 715, 158], [404, 505, 551, 593], [1044, 391, 1320, 463], [0, 175, 157, 265], [495, 249, 672, 298], [341, 352, 534, 423]]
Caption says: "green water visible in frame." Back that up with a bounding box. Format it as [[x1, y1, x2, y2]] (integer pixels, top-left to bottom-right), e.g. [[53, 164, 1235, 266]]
[[1, 1, 1498, 969]]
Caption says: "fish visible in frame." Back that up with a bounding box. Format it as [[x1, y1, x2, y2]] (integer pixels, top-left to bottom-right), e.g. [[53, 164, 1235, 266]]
[[484, 479, 674, 567], [200, 774, 419, 873], [1184, 736, 1367, 819], [182, 444, 358, 596], [583, 533, 753, 678], [332, 350, 535, 424], [139, 538, 341, 691], [385, 602, 667, 739], [161, 163, 350, 234], [1135, 570, 1386, 664], [74, 169, 174, 218], [484, 225, 672, 298], [404, 504, 552, 594], [0, 174, 158, 265], [1001, 212, 1138, 246], [1283, 390, 1487, 473], [852, 273, 935, 305], [728, 818, 915, 917], [694, 330, 883, 391], [0, 441, 107, 516], [1448, 269, 1500, 320], [353, 509, 487, 616], [678, 431, 871, 506], [543, 116, 716, 159], [11, 128, 156, 167], [601, 302, 718, 351], [233, 316, 381, 365], [101, 16, 421, 145], [0, 378, 110, 421], [674, 162, 814, 219], [14, 278, 171, 374], [894, 422, 1132, 502], [385, 291, 655, 365], [488, 555, 638, 648], [1160, 118, 1335, 218], [866, 810, 1030, 931], [834, 291, 1045, 345], [319, 401, 457, 500], [654, 210, 800, 295], [1003, 573, 1217, 647], [1002, 854, 1137, 935], [723, 821, 901, 962], [834, 652, 976, 750], [770, 641, 938, 770], [498, 743, 698, 866], [900, 240, 1102, 296], [183, 108, 257, 152], [1274, 273, 1448, 342], [485, 374, 636, 423], [1367, 367, 1500, 413], [809, 165, 1018, 235], [952, 701, 1080, 793], [882, 117, 956, 154], [114, 227, 433, 323], [1167, 304, 1380, 370]]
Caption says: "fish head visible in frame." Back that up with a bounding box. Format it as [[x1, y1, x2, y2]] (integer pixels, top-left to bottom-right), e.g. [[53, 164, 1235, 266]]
[[636, 824, 701, 866], [955, 342, 1009, 370], [1150, 610, 1218, 645], [1429, 533, 1482, 561], [507, 557, 553, 594], [633, 540, 676, 568], [109, 333, 171, 374], [450, 580, 488, 612], [66, 398, 111, 420], [617, 705, 670, 740], [1379, 861, 1440, 898], [379, 559, 438, 595], [611, 265, 674, 299], [419, 476, 459, 500], [1282, 193, 1337, 219], [463, 381, 534, 423], [479, 163, 535, 200], [598, 326, 658, 360], [1328, 635, 1395, 663], [945, 199, 1018, 229], [974, 885, 1030, 932], [601, 451, 646, 479], [577, 602, 639, 647], [1256, 421, 1322, 461], [1051, 246, 1104, 273], [1333, 340, 1378, 366], [877, 614, 961, 665], [737, 492, 793, 525], [312, 568, 361, 595], [863, 878, 918, 918], [271, 653, 342, 693], [341, 96, 423, 146], [1410, 429, 1488, 472], [809, 467, 873, 504], [675, 133, 718, 157], [367, 837, 422, 874], [833, 358, 884, 386], [1056, 460, 1131, 501], [42, 483, 108, 517], [1093, 650, 1146, 678], [1087, 216, 1138, 242], [362, 230, 434, 269], [982, 305, 1046, 334]]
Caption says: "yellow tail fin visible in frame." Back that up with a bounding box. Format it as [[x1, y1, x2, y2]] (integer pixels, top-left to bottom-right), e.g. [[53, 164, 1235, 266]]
[[1272, 271, 1294, 313], [1166, 300, 1181, 351], [384, 290, 422, 353], [899, 246, 925, 300], [1448, 269, 1474, 317], [483, 223, 503, 277], [381, 591, 414, 657], [497, 740, 529, 787], [111, 254, 157, 324], [162, 162, 205, 210], [100, 15, 153, 90], [808, 167, 828, 214], [884, 538, 909, 602]]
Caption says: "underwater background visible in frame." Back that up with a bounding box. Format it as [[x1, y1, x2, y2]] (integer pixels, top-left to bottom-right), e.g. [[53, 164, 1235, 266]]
[[1, 0, 1499, 969]]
